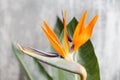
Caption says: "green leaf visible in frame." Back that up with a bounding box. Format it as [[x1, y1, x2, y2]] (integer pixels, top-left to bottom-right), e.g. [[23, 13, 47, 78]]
[[67, 17, 78, 37], [77, 40, 100, 80], [12, 43, 53, 80], [54, 16, 64, 37]]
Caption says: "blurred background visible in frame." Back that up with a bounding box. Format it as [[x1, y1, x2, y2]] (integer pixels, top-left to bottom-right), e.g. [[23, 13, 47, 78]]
[[0, 0, 120, 80]]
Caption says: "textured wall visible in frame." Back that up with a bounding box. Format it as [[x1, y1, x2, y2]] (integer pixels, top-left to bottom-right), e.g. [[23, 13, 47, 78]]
[[0, 0, 120, 80]]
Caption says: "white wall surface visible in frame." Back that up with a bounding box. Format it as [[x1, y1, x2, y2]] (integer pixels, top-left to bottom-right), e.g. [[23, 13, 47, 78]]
[[0, 0, 120, 80]]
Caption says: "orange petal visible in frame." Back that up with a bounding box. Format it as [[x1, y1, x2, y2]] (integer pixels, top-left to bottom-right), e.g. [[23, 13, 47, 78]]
[[73, 14, 98, 52], [85, 14, 98, 36], [73, 11, 87, 44], [41, 26, 66, 58], [63, 10, 69, 54], [43, 20, 61, 45]]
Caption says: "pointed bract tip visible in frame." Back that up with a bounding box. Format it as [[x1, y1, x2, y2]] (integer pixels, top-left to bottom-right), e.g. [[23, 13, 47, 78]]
[[17, 43, 23, 51]]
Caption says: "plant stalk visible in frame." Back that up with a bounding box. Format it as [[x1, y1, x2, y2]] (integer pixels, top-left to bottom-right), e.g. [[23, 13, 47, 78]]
[[78, 64, 87, 80]]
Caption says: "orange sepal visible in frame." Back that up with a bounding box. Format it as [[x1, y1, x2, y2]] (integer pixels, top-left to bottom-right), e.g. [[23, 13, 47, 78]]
[[73, 11, 88, 44], [43, 20, 61, 45], [41, 26, 66, 58], [73, 14, 98, 52], [63, 10, 69, 54]]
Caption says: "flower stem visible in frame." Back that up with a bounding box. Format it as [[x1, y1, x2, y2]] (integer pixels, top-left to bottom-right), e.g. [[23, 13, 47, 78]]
[[78, 64, 87, 80], [74, 51, 78, 80], [74, 51, 87, 80]]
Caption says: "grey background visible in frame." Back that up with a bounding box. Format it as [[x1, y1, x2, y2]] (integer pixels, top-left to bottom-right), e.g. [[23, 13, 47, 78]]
[[0, 0, 120, 80]]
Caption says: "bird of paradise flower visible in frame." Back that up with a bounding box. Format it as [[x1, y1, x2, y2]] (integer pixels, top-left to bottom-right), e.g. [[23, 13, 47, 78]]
[[18, 10, 98, 80], [41, 10, 98, 59]]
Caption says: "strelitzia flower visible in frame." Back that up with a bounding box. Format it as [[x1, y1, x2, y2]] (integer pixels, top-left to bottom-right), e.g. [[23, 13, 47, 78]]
[[41, 10, 98, 60], [17, 10, 98, 80], [18, 10, 98, 60]]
